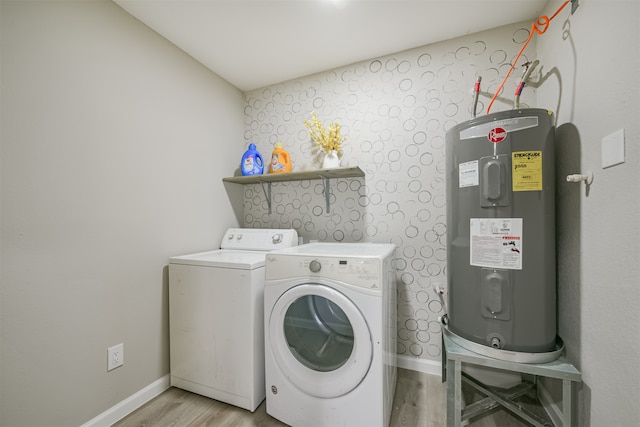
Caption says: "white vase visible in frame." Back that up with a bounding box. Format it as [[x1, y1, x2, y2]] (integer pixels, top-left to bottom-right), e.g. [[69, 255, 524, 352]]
[[322, 150, 341, 169]]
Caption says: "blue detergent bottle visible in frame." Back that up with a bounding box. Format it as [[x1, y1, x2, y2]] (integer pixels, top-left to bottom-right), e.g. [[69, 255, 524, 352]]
[[241, 143, 264, 176]]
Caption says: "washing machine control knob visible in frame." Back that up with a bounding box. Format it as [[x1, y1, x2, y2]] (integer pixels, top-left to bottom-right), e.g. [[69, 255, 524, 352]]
[[272, 233, 283, 244], [309, 260, 321, 273]]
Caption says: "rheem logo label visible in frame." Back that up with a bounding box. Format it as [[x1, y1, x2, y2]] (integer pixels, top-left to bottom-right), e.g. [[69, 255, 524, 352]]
[[488, 127, 507, 143]]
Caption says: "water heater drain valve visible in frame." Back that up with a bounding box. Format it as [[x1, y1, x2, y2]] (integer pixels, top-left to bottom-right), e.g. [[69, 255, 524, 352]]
[[566, 171, 593, 185]]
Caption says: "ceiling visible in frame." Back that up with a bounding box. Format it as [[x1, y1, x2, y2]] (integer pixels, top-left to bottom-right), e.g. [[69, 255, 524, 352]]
[[113, 0, 549, 92]]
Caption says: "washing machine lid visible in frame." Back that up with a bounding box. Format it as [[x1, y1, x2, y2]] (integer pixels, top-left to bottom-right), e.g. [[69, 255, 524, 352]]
[[275, 242, 395, 258], [169, 250, 267, 269], [169, 228, 299, 269]]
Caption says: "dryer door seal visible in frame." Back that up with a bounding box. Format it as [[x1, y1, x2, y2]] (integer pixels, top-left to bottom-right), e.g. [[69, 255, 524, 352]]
[[268, 283, 373, 398]]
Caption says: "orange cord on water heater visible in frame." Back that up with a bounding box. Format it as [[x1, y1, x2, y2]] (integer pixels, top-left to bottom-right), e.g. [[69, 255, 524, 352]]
[[485, 1, 571, 114]]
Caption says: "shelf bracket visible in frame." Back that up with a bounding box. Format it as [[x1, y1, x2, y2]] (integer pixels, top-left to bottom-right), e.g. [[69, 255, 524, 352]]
[[260, 181, 272, 214], [321, 176, 331, 214]]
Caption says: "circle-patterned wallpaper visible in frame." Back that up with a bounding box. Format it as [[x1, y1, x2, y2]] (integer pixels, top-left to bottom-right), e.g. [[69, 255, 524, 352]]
[[243, 23, 535, 362]]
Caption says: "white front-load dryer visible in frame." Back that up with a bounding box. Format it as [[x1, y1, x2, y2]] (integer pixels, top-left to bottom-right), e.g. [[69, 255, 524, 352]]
[[264, 243, 397, 427]]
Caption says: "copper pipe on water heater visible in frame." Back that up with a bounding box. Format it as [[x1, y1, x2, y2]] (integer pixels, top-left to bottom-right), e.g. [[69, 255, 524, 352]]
[[514, 60, 539, 109], [472, 76, 482, 118]]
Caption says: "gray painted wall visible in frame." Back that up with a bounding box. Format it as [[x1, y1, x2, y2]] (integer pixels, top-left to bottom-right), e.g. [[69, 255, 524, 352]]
[[0, 1, 244, 425], [536, 1, 639, 426], [1, 0, 638, 426]]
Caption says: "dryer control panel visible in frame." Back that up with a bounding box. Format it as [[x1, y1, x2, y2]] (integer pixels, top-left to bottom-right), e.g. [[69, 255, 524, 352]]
[[266, 255, 382, 290]]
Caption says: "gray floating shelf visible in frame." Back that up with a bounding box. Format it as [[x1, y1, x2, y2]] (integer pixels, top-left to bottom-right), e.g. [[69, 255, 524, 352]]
[[222, 166, 365, 213], [222, 166, 364, 184]]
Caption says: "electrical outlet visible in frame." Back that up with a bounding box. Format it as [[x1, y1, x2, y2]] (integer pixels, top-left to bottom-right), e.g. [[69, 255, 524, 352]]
[[107, 343, 124, 371]]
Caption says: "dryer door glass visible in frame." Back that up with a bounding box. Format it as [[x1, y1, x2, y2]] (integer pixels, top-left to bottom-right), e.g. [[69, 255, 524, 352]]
[[268, 283, 372, 398], [283, 295, 353, 372]]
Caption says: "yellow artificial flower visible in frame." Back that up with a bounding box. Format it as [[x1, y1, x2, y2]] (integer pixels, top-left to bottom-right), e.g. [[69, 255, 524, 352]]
[[303, 112, 346, 153]]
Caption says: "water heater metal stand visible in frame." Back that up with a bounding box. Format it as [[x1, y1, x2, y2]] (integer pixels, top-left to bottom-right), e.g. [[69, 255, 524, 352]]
[[442, 331, 582, 427]]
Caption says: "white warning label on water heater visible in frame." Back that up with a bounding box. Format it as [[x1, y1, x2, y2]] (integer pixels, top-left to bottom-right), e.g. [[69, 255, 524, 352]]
[[470, 218, 523, 270], [459, 160, 479, 187]]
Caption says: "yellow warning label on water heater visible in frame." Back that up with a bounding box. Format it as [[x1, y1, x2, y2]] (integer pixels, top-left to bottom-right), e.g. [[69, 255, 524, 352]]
[[512, 151, 542, 191]]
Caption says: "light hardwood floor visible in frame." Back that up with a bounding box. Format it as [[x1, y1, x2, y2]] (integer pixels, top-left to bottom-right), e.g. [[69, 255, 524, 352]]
[[114, 368, 546, 426]]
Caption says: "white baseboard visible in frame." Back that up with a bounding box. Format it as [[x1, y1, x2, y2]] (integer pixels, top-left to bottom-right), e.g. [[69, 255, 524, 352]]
[[80, 375, 170, 427], [396, 354, 442, 377], [79, 357, 439, 427]]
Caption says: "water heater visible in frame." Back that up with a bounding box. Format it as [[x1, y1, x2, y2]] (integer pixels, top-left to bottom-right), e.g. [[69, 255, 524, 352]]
[[445, 108, 556, 354]]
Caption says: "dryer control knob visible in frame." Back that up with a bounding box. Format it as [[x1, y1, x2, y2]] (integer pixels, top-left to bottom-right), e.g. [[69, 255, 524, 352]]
[[309, 260, 321, 273]]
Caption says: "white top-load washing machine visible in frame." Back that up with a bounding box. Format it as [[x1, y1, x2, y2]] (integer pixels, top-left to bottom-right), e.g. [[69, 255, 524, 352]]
[[168, 228, 298, 412], [264, 242, 397, 427]]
